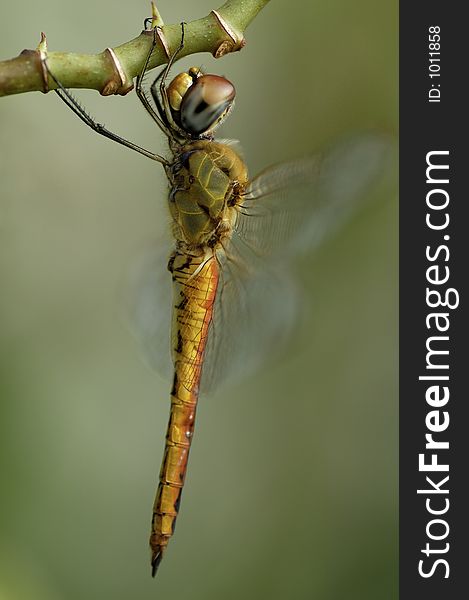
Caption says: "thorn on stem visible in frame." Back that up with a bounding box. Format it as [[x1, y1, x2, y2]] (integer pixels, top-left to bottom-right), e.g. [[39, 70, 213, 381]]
[[36, 32, 48, 55], [36, 32, 49, 93], [151, 1, 165, 28]]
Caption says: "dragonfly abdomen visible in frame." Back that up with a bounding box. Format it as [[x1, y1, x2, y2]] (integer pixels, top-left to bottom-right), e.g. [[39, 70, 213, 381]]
[[149, 392, 195, 575], [150, 252, 219, 576]]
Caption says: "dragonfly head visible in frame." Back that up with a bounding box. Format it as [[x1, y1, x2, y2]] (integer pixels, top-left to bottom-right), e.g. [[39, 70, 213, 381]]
[[167, 68, 235, 137]]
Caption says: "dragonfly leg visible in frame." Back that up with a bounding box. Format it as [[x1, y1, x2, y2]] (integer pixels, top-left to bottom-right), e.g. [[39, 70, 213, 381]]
[[149, 66, 171, 132], [135, 27, 174, 139], [43, 60, 169, 165], [155, 23, 187, 134]]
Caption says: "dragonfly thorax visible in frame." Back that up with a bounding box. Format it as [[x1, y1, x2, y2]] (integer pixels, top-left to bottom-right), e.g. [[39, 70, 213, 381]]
[[169, 140, 248, 247]]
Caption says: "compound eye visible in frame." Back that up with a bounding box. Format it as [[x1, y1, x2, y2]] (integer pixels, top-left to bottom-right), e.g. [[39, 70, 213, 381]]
[[180, 75, 235, 136], [168, 72, 193, 112]]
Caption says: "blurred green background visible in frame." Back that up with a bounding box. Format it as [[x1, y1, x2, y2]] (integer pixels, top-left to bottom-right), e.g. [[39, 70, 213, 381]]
[[0, 1, 397, 599]]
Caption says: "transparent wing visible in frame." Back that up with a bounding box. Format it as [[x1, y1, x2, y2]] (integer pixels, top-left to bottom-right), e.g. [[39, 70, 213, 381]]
[[235, 133, 394, 260], [199, 244, 299, 393], [125, 239, 173, 380], [129, 134, 394, 392], [127, 241, 299, 394], [200, 133, 395, 392]]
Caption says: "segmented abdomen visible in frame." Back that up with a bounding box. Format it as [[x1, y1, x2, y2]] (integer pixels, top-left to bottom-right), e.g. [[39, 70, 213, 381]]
[[150, 251, 218, 576]]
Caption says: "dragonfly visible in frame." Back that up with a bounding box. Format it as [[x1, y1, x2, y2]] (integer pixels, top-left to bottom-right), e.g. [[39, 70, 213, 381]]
[[45, 22, 390, 577]]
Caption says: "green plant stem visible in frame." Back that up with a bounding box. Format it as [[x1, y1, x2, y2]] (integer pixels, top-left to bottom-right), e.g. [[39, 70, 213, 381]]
[[0, 0, 270, 98]]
